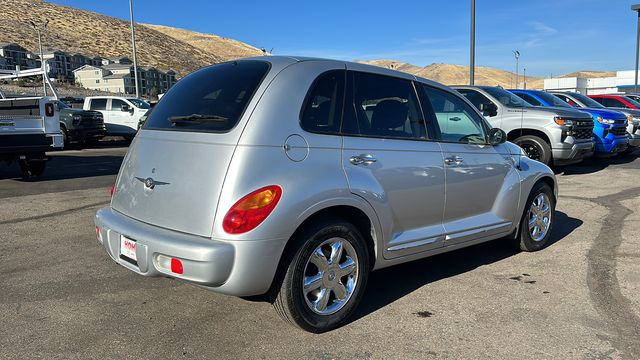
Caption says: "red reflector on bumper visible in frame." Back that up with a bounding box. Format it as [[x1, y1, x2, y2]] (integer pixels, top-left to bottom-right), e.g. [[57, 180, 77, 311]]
[[171, 258, 183, 274]]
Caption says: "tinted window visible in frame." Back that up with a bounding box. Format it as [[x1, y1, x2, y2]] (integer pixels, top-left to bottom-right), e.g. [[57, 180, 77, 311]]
[[90, 99, 107, 110], [482, 87, 531, 108], [456, 89, 493, 109], [532, 91, 571, 108], [300, 70, 344, 134], [567, 93, 604, 108], [603, 97, 626, 108], [344, 72, 426, 140], [423, 86, 487, 144], [145, 61, 269, 132], [111, 99, 127, 111], [515, 92, 543, 106], [622, 96, 640, 108]]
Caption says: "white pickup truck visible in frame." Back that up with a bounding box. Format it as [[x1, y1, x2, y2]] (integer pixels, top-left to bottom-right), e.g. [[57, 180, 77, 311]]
[[0, 68, 64, 177], [82, 96, 150, 140]]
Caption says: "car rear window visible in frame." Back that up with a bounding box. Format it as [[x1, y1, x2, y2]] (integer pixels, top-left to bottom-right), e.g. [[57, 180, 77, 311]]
[[144, 60, 270, 132]]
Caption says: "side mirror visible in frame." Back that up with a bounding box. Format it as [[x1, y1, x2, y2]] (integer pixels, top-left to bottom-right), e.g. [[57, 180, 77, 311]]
[[488, 128, 507, 146], [479, 102, 498, 117], [121, 104, 131, 112]]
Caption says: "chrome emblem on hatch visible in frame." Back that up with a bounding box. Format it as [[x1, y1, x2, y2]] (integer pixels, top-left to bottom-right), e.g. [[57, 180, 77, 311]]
[[135, 176, 170, 190]]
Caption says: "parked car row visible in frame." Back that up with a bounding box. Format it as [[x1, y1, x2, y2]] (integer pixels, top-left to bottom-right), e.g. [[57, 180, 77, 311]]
[[453, 86, 640, 166]]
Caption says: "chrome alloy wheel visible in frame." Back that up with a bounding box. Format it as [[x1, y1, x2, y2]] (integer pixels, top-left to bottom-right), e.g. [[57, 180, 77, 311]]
[[527, 193, 552, 241], [302, 237, 358, 315]]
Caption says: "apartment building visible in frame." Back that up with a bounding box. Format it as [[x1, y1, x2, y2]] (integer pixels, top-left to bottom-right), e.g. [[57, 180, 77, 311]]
[[0, 43, 38, 70], [74, 63, 176, 96]]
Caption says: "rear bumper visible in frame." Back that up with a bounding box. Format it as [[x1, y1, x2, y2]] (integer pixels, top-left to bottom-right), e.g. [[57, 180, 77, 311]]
[[0, 133, 63, 155], [552, 140, 594, 165], [95, 207, 287, 296]]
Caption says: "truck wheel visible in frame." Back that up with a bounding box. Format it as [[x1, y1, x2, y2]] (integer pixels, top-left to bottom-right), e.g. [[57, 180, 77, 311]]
[[272, 219, 370, 333], [514, 135, 552, 165], [60, 125, 70, 149], [18, 159, 46, 178], [516, 182, 555, 252]]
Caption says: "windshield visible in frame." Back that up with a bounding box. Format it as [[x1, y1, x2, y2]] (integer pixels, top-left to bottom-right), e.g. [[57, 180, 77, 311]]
[[482, 87, 531, 108], [56, 101, 69, 109], [622, 96, 640, 108], [531, 91, 571, 108], [569, 93, 605, 108], [128, 99, 151, 109]]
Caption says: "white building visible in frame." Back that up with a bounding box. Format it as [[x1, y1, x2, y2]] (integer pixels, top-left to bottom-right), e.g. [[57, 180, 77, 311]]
[[544, 70, 640, 95]]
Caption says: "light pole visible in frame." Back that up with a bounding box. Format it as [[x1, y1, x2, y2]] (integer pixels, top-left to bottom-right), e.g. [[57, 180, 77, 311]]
[[470, 0, 475, 85], [523, 68, 527, 89], [632, 5, 640, 94], [129, 0, 140, 98], [29, 20, 48, 96], [513, 50, 520, 89]]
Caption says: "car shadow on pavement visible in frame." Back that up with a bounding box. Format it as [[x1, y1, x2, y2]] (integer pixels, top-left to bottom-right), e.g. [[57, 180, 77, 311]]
[[349, 210, 582, 324], [0, 155, 124, 181], [555, 149, 639, 175]]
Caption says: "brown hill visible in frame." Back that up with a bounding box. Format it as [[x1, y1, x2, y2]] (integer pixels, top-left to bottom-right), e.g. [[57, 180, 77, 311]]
[[0, 0, 262, 76], [560, 71, 615, 78], [358, 60, 545, 89], [142, 24, 263, 61]]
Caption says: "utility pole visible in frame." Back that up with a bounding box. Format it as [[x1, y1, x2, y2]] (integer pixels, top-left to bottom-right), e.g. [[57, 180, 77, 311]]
[[469, 0, 475, 85], [30, 20, 48, 96], [129, 0, 140, 98], [633, 5, 640, 93], [513, 50, 520, 89]]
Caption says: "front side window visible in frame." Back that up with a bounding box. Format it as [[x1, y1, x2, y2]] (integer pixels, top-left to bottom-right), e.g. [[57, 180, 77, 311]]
[[300, 70, 344, 135], [343, 71, 426, 140], [111, 99, 127, 111], [422, 86, 487, 144], [145, 60, 270, 132], [90, 99, 107, 110]]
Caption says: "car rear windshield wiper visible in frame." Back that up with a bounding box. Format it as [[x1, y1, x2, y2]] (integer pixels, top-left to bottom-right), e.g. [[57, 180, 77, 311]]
[[169, 114, 229, 126]]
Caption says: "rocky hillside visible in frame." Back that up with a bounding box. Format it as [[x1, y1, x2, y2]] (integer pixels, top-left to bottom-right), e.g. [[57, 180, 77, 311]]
[[0, 0, 262, 76]]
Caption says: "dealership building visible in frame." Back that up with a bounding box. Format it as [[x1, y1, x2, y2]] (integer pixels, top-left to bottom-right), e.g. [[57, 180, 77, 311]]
[[544, 70, 640, 95]]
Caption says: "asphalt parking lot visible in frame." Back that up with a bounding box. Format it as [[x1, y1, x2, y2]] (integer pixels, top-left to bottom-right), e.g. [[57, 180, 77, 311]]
[[1, 145, 639, 359]]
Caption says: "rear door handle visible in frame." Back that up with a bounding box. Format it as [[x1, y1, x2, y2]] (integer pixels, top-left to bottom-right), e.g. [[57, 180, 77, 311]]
[[350, 154, 377, 166], [444, 156, 464, 166]]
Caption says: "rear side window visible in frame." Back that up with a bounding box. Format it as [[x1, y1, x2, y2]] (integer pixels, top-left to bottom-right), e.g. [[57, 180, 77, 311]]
[[300, 70, 345, 134], [343, 71, 427, 140], [145, 61, 270, 132], [603, 97, 626, 108], [90, 99, 107, 110], [457, 89, 493, 110]]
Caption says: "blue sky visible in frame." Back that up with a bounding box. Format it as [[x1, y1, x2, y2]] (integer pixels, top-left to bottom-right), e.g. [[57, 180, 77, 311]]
[[49, 0, 640, 77]]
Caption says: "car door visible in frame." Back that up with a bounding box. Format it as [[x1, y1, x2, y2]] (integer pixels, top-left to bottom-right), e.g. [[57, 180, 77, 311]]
[[456, 88, 504, 128], [421, 85, 520, 245], [341, 70, 446, 259], [108, 98, 136, 133]]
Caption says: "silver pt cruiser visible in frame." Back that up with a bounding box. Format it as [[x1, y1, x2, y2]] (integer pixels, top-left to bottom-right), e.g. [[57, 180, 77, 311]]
[[95, 56, 557, 333]]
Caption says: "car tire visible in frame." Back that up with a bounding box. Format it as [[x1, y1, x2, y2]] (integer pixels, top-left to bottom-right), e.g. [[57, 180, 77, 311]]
[[516, 182, 555, 252], [514, 135, 552, 166], [18, 159, 46, 178], [60, 125, 70, 148], [272, 218, 370, 333]]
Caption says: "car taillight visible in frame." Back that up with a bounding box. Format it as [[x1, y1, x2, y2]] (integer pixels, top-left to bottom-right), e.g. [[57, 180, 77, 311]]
[[45, 103, 54, 117], [110, 185, 115, 197], [223, 185, 282, 234]]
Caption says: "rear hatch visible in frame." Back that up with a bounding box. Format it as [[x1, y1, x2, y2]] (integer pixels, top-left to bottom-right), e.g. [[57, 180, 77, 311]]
[[111, 60, 271, 237]]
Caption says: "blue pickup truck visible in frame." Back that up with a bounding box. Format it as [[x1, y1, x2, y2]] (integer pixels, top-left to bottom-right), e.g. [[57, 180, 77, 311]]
[[510, 89, 628, 157]]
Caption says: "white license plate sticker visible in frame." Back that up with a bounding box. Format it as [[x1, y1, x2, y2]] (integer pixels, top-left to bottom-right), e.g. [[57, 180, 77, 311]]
[[120, 235, 137, 262]]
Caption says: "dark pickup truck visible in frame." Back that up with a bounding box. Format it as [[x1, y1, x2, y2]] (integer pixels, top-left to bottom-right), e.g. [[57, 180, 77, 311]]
[[57, 100, 106, 146]]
